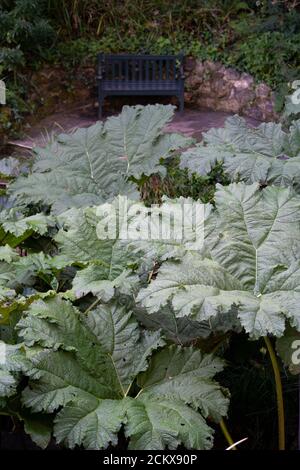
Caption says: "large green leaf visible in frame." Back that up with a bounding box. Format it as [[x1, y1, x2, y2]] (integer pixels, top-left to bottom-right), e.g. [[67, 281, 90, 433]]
[[54, 397, 127, 450], [18, 298, 126, 397], [0, 157, 30, 178], [129, 196, 209, 261], [0, 344, 24, 401], [0, 286, 16, 303], [138, 183, 300, 339], [0, 342, 53, 449], [137, 253, 245, 331], [125, 397, 213, 450], [54, 194, 207, 301], [0, 250, 60, 311], [0, 209, 55, 248], [53, 198, 143, 300], [9, 105, 192, 214], [180, 116, 300, 191], [21, 413, 53, 450], [0, 245, 19, 263], [135, 303, 213, 344], [0, 362, 18, 399], [137, 346, 228, 421], [16, 297, 228, 450]]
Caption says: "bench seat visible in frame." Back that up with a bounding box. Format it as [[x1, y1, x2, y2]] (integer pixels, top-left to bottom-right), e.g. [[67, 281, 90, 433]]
[[102, 80, 179, 91], [97, 54, 185, 118]]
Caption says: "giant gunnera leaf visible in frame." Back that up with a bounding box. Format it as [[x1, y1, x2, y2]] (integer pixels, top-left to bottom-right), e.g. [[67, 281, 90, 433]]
[[16, 297, 229, 450], [9, 105, 192, 214], [180, 115, 300, 191], [0, 208, 55, 248], [51, 195, 209, 301], [0, 344, 23, 404], [53, 197, 145, 301], [137, 183, 300, 339]]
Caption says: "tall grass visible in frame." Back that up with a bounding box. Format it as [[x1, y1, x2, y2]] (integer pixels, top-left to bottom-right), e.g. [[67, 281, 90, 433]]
[[45, 0, 248, 39]]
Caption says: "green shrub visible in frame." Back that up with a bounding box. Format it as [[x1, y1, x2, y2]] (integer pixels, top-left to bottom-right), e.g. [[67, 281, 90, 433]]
[[1, 0, 300, 139], [223, 32, 300, 88]]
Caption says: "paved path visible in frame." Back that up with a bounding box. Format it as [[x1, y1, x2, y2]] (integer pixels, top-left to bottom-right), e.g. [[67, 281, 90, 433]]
[[7, 105, 261, 151]]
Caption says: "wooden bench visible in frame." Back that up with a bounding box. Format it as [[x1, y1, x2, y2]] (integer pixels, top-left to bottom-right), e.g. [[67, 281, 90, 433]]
[[97, 53, 185, 118]]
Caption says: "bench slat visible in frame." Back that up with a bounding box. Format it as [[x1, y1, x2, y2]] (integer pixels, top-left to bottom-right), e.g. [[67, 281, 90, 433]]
[[166, 59, 170, 80], [97, 53, 184, 118], [159, 60, 162, 80]]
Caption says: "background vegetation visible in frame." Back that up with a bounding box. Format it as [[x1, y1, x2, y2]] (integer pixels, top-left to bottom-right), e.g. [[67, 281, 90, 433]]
[[1, 0, 300, 137], [1, 2, 300, 450]]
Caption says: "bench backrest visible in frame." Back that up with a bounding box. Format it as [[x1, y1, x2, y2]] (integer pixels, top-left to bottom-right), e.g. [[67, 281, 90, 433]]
[[97, 54, 184, 82]]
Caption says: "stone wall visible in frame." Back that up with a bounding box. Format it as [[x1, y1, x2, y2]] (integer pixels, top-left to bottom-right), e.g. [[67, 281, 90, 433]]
[[27, 60, 278, 123], [29, 65, 95, 117], [184, 58, 278, 121]]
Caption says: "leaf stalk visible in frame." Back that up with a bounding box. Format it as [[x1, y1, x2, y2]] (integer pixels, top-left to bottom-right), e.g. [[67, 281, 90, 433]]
[[219, 418, 237, 450], [264, 336, 285, 450]]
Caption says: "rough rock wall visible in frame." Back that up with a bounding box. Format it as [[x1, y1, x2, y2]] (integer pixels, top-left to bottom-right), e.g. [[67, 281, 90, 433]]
[[29, 65, 95, 116], [28, 60, 278, 122], [184, 58, 278, 121]]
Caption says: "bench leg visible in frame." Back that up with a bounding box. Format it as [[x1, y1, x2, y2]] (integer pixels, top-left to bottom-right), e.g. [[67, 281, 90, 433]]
[[98, 96, 104, 120], [98, 89, 104, 121], [179, 94, 184, 114]]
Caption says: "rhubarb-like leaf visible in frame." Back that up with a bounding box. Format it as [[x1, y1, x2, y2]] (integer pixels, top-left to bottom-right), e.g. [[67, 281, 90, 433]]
[[16, 297, 228, 450], [10, 105, 192, 213], [138, 183, 300, 338], [180, 116, 300, 191]]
